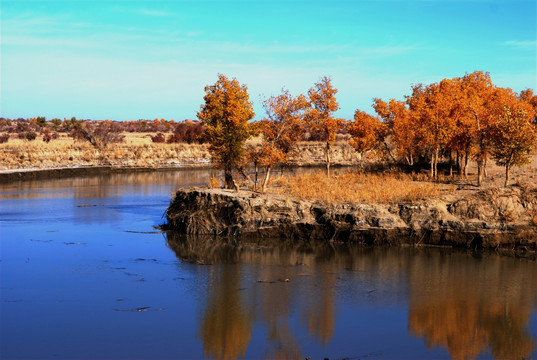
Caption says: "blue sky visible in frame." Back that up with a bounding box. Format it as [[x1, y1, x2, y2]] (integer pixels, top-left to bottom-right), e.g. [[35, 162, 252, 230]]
[[1, 0, 536, 121]]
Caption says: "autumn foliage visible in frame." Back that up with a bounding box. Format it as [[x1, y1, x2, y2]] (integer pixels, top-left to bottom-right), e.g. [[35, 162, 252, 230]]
[[305, 76, 343, 176], [257, 89, 308, 192], [347, 109, 386, 157], [361, 71, 537, 186], [2, 70, 535, 189], [490, 104, 537, 186], [197, 74, 255, 189]]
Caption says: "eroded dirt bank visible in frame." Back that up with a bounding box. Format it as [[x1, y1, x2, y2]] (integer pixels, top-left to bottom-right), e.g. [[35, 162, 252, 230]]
[[165, 188, 537, 252]]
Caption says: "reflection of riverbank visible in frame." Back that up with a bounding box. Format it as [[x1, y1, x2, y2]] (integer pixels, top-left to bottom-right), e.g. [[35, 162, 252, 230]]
[[0, 165, 214, 184], [166, 234, 537, 360], [0, 169, 215, 199]]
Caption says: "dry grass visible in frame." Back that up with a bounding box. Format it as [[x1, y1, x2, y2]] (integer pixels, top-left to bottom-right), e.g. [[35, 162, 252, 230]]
[[0, 133, 210, 169], [207, 173, 220, 189], [0, 134, 359, 171], [269, 170, 456, 204]]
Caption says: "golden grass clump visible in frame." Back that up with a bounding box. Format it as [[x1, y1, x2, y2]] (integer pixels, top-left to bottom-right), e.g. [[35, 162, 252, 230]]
[[208, 174, 220, 189], [270, 170, 455, 204]]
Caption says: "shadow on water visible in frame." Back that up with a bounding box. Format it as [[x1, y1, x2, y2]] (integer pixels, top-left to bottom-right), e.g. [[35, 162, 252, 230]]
[[166, 232, 537, 360]]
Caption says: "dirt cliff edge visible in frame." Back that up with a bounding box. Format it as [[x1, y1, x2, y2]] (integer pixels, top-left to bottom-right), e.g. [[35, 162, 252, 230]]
[[165, 188, 537, 252]]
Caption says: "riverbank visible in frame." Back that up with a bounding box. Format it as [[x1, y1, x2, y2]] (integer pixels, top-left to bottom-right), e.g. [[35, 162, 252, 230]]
[[0, 135, 212, 170], [165, 186, 537, 254], [0, 135, 359, 170], [0, 136, 360, 183]]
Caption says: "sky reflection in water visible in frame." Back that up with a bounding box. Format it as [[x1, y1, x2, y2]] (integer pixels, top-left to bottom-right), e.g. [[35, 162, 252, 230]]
[[1, 170, 536, 360]]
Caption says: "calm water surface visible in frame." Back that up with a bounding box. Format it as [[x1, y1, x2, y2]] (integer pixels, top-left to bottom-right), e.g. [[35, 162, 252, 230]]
[[1, 170, 536, 360]]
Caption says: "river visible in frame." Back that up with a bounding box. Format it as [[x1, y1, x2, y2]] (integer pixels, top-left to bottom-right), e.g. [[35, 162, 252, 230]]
[[1, 169, 536, 360]]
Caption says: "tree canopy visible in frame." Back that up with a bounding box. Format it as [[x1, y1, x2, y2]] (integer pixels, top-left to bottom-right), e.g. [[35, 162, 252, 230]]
[[305, 76, 342, 176], [197, 74, 255, 189]]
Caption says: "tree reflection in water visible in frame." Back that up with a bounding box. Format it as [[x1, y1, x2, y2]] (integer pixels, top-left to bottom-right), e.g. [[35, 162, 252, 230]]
[[165, 233, 537, 360], [407, 251, 536, 360], [199, 264, 254, 360]]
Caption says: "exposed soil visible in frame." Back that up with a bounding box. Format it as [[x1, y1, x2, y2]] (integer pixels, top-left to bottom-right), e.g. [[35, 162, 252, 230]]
[[164, 186, 537, 254]]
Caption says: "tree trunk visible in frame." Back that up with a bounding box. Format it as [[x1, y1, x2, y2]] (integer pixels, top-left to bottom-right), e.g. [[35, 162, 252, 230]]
[[254, 163, 258, 191], [383, 141, 397, 164], [238, 166, 254, 187], [504, 163, 510, 187], [484, 156, 488, 177], [434, 147, 439, 179], [449, 150, 453, 177], [477, 160, 483, 187], [430, 153, 434, 178], [224, 167, 234, 189], [261, 166, 272, 193], [409, 153, 414, 166], [326, 142, 331, 178], [456, 150, 460, 174], [463, 151, 469, 178]]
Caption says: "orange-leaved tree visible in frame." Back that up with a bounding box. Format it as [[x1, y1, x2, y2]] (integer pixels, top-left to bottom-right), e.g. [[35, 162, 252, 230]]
[[458, 71, 496, 186], [372, 98, 415, 165], [305, 76, 342, 177], [490, 100, 537, 186], [347, 109, 387, 161], [197, 74, 255, 189], [519, 88, 537, 125], [259, 89, 308, 192], [406, 79, 459, 178]]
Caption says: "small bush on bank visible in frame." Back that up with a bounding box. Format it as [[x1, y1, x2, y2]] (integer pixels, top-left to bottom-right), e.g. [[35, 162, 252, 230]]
[[167, 121, 206, 144], [150, 132, 166, 143], [42, 129, 59, 143], [71, 121, 125, 148], [208, 174, 220, 189], [18, 131, 37, 141], [0, 133, 9, 143]]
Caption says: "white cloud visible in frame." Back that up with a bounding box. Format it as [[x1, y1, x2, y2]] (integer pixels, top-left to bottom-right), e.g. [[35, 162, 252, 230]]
[[135, 8, 171, 17], [502, 40, 537, 50]]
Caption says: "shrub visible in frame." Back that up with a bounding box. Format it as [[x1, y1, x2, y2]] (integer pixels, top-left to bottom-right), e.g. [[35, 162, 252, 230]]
[[208, 174, 220, 189], [18, 131, 37, 141], [71, 121, 124, 148], [0, 133, 9, 143], [16, 121, 31, 133], [150, 132, 166, 143], [0, 119, 13, 132], [36, 116, 47, 127], [167, 121, 206, 144], [42, 128, 59, 143], [43, 129, 51, 143]]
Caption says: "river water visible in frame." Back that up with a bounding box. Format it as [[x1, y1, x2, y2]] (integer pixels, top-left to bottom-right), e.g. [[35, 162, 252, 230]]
[[1, 169, 536, 360]]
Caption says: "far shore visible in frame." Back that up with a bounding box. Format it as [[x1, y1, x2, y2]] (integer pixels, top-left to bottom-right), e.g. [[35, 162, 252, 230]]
[[0, 134, 359, 183], [0, 164, 217, 183]]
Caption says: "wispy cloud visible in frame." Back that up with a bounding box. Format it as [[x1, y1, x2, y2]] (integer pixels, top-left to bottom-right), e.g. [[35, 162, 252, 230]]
[[503, 40, 537, 50], [135, 8, 170, 17]]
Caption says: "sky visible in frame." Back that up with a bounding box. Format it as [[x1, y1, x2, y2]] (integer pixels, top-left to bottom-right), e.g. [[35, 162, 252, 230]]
[[1, 0, 536, 121]]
